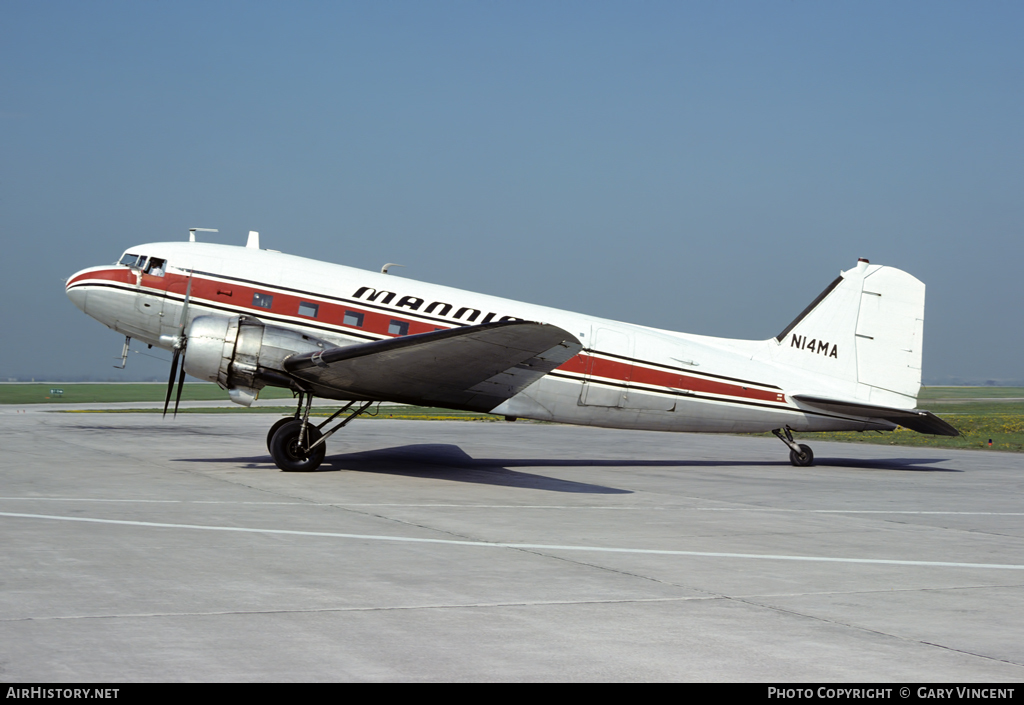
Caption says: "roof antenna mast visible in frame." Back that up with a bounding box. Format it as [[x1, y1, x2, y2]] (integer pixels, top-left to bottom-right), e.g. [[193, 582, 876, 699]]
[[188, 227, 219, 242]]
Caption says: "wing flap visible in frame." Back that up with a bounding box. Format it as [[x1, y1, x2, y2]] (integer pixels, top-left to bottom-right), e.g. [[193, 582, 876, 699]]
[[792, 394, 960, 436], [285, 321, 582, 411]]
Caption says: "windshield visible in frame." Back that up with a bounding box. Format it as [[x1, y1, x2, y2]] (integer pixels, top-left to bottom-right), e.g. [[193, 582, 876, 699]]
[[118, 253, 146, 269]]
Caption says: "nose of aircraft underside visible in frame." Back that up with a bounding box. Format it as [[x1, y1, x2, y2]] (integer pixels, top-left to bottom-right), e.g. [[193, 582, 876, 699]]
[[66, 269, 90, 315]]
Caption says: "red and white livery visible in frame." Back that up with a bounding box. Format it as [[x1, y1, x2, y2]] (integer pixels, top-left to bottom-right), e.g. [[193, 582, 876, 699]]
[[66, 230, 958, 471]]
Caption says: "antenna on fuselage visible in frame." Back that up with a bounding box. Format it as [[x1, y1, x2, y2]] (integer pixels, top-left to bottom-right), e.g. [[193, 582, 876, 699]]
[[381, 263, 405, 275], [188, 227, 219, 242]]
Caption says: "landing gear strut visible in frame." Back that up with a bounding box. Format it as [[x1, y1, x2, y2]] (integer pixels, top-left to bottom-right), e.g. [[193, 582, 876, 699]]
[[773, 426, 814, 467], [268, 395, 374, 472], [266, 391, 307, 453]]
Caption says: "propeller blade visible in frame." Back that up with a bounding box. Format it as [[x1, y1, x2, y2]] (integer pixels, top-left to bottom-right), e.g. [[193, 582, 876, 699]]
[[163, 269, 195, 419], [163, 348, 181, 418], [177, 269, 194, 332], [173, 353, 187, 418]]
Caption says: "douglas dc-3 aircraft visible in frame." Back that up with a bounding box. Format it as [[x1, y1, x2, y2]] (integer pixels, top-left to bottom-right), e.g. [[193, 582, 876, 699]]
[[66, 229, 958, 472]]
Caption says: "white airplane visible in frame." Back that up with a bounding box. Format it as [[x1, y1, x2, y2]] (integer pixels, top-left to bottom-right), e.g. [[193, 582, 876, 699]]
[[66, 229, 958, 472]]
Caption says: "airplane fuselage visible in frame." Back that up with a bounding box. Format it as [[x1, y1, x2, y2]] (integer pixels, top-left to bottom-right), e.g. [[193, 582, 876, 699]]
[[67, 241, 898, 435]]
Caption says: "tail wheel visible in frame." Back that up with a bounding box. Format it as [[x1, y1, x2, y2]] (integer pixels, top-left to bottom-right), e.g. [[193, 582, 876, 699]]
[[270, 420, 326, 472], [789, 444, 814, 467]]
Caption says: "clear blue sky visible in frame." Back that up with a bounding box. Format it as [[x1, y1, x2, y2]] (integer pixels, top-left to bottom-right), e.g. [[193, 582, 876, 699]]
[[2, 1, 1021, 383]]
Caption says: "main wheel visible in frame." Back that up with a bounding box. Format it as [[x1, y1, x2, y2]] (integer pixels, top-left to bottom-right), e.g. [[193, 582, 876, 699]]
[[270, 420, 326, 472], [266, 417, 296, 453], [789, 444, 814, 467]]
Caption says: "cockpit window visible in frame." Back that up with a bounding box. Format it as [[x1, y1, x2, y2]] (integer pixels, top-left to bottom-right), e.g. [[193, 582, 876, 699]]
[[144, 258, 166, 277], [119, 253, 146, 269]]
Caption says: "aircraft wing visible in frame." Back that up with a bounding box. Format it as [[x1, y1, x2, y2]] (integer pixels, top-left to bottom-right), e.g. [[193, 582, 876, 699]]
[[284, 321, 582, 412], [792, 395, 960, 436]]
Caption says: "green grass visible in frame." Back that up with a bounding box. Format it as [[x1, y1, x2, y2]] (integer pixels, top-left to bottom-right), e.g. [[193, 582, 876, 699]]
[[804, 423, 1023, 453], [7, 383, 1018, 406], [791, 391, 1024, 453], [6, 383, 1022, 451], [61, 404, 499, 421], [0, 383, 295, 405], [918, 386, 1024, 400], [924, 401, 1024, 416]]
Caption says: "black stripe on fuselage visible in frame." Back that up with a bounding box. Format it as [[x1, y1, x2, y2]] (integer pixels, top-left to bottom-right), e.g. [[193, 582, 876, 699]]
[[68, 281, 382, 343], [584, 349, 782, 391], [185, 269, 785, 392], [75, 272, 784, 394], [545, 371, 859, 422], [187, 269, 467, 328], [73, 280, 865, 424]]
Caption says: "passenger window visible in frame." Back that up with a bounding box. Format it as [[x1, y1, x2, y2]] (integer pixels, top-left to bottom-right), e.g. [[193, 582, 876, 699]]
[[343, 311, 364, 327], [253, 293, 274, 309], [298, 302, 319, 318], [145, 258, 166, 277], [389, 320, 409, 336]]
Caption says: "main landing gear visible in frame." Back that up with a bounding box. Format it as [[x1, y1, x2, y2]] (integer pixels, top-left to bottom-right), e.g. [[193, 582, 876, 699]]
[[773, 426, 814, 467], [267, 392, 374, 472]]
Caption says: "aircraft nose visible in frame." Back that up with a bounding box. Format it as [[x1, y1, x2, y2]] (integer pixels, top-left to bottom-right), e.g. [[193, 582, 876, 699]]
[[66, 269, 90, 314]]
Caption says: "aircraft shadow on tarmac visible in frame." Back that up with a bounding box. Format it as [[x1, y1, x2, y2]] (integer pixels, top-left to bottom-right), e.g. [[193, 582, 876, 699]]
[[174, 443, 959, 492], [813, 456, 960, 472], [178, 443, 630, 494]]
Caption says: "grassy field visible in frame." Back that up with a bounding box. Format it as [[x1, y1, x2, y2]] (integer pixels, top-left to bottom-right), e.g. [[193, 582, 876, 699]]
[[918, 386, 1024, 400], [60, 404, 499, 421], [4, 384, 1022, 451], [0, 384, 495, 421], [788, 387, 1024, 453], [0, 383, 295, 404]]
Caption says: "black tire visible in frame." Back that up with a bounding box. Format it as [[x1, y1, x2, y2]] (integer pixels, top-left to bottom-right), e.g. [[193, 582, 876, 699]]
[[789, 444, 814, 467], [266, 417, 296, 453], [270, 420, 326, 472]]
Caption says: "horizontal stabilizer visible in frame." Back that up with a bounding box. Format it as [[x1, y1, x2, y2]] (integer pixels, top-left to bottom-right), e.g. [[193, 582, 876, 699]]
[[792, 394, 960, 436], [285, 321, 582, 412]]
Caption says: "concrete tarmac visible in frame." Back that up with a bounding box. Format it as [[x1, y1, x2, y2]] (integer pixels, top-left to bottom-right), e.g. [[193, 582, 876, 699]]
[[2, 409, 1023, 682]]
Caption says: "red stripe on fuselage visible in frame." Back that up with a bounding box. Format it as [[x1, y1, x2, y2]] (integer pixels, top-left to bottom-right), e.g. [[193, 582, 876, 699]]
[[67, 268, 135, 288], [557, 353, 784, 404], [71, 267, 445, 339], [73, 267, 786, 406]]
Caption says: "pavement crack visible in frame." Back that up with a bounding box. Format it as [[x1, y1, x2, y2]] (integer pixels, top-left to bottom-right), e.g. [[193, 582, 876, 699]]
[[2, 596, 723, 623], [725, 594, 1024, 670]]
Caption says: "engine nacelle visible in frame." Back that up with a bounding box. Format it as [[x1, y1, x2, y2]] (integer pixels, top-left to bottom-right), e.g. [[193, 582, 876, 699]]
[[183, 315, 329, 404]]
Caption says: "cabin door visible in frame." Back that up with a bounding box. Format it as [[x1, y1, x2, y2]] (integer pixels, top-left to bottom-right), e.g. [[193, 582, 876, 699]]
[[579, 327, 633, 407]]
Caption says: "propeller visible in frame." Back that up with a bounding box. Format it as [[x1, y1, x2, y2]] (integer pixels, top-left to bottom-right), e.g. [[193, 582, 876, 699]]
[[163, 270, 194, 418]]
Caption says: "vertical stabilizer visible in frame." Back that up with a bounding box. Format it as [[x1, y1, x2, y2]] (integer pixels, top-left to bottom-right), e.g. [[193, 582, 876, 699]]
[[766, 259, 924, 407]]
